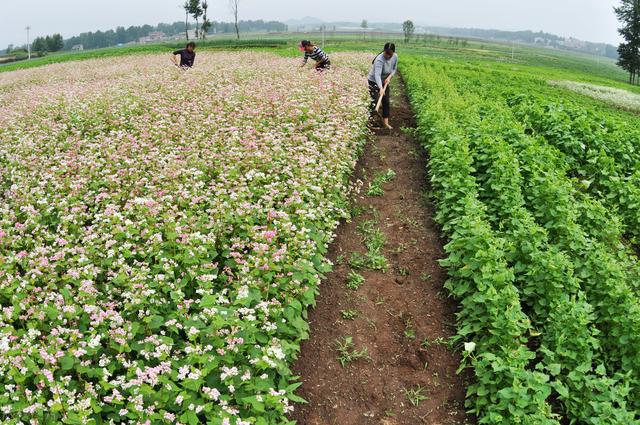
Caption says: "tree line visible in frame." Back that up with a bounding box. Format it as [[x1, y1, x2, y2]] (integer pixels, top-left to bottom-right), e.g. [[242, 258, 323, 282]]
[[60, 20, 285, 51], [616, 0, 640, 84], [5, 34, 64, 56], [32, 34, 64, 54]]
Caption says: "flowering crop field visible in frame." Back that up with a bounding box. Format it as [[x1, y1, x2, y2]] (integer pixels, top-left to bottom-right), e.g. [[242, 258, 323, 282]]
[[0, 52, 370, 424]]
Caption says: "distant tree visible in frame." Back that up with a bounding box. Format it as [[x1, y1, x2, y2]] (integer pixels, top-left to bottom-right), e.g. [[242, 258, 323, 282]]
[[605, 44, 620, 59], [615, 0, 640, 84], [115, 26, 127, 44], [229, 0, 240, 39], [187, 0, 203, 38], [183, 1, 191, 40], [5, 44, 13, 54], [402, 20, 415, 44], [201, 0, 211, 39], [619, 43, 640, 84], [31, 37, 48, 55], [361, 19, 368, 40], [45, 34, 64, 52]]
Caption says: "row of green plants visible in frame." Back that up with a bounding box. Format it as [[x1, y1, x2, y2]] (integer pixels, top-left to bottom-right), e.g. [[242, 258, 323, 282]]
[[435, 61, 640, 247], [507, 95, 640, 245], [503, 120, 640, 413], [468, 102, 638, 422], [402, 57, 640, 422], [438, 62, 640, 356], [402, 59, 560, 424], [437, 64, 640, 383]]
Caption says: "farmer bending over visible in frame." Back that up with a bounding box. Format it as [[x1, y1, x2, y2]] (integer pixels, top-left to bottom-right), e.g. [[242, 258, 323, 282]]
[[172, 42, 197, 68], [300, 40, 331, 71], [368, 42, 398, 129]]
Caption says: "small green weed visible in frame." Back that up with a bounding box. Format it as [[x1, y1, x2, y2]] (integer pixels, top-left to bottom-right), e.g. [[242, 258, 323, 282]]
[[336, 337, 370, 367], [346, 270, 365, 290], [367, 169, 396, 196], [404, 385, 429, 407], [340, 309, 359, 320]]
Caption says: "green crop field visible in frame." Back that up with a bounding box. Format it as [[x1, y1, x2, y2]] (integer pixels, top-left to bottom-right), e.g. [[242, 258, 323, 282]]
[[403, 44, 640, 423]]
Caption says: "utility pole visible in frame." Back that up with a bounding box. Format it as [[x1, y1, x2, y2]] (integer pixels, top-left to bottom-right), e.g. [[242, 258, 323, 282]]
[[511, 40, 515, 60], [26, 26, 31, 60], [321, 25, 325, 49]]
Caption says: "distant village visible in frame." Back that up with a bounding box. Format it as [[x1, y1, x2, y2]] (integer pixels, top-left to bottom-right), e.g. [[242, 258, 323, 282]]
[[73, 29, 217, 51]]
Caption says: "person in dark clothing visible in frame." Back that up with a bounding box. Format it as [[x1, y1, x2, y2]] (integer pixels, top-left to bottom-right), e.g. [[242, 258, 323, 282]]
[[299, 40, 331, 71], [171, 42, 197, 68], [368, 43, 398, 129]]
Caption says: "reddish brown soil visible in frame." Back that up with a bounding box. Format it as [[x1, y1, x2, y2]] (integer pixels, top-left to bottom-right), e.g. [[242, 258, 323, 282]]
[[290, 77, 472, 425]]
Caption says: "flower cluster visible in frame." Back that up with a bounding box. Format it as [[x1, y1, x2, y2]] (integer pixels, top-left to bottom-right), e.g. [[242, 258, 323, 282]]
[[0, 52, 370, 424]]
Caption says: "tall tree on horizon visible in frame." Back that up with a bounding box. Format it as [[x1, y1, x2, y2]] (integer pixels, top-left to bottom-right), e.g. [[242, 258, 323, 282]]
[[229, 0, 240, 40], [183, 1, 190, 40], [615, 0, 640, 84], [46, 34, 64, 51], [402, 20, 415, 44], [188, 0, 203, 39], [31, 37, 47, 55], [201, 0, 212, 39]]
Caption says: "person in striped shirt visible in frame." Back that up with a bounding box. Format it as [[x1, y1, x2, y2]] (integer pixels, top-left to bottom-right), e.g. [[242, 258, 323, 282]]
[[299, 40, 331, 71]]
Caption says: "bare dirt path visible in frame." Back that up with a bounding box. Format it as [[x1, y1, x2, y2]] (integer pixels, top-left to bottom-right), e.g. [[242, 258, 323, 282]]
[[290, 77, 471, 425]]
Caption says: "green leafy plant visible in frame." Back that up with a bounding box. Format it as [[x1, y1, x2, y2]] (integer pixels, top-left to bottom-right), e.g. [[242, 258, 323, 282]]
[[341, 309, 359, 320], [398, 266, 410, 276], [404, 321, 416, 340], [403, 385, 429, 407], [420, 272, 432, 282], [346, 270, 366, 290], [366, 252, 389, 272], [366, 169, 396, 196], [348, 252, 368, 270], [356, 219, 389, 272], [394, 243, 408, 254], [336, 336, 370, 367]]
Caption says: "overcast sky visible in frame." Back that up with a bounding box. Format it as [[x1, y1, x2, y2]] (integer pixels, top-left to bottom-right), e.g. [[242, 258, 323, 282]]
[[3, 0, 622, 48]]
